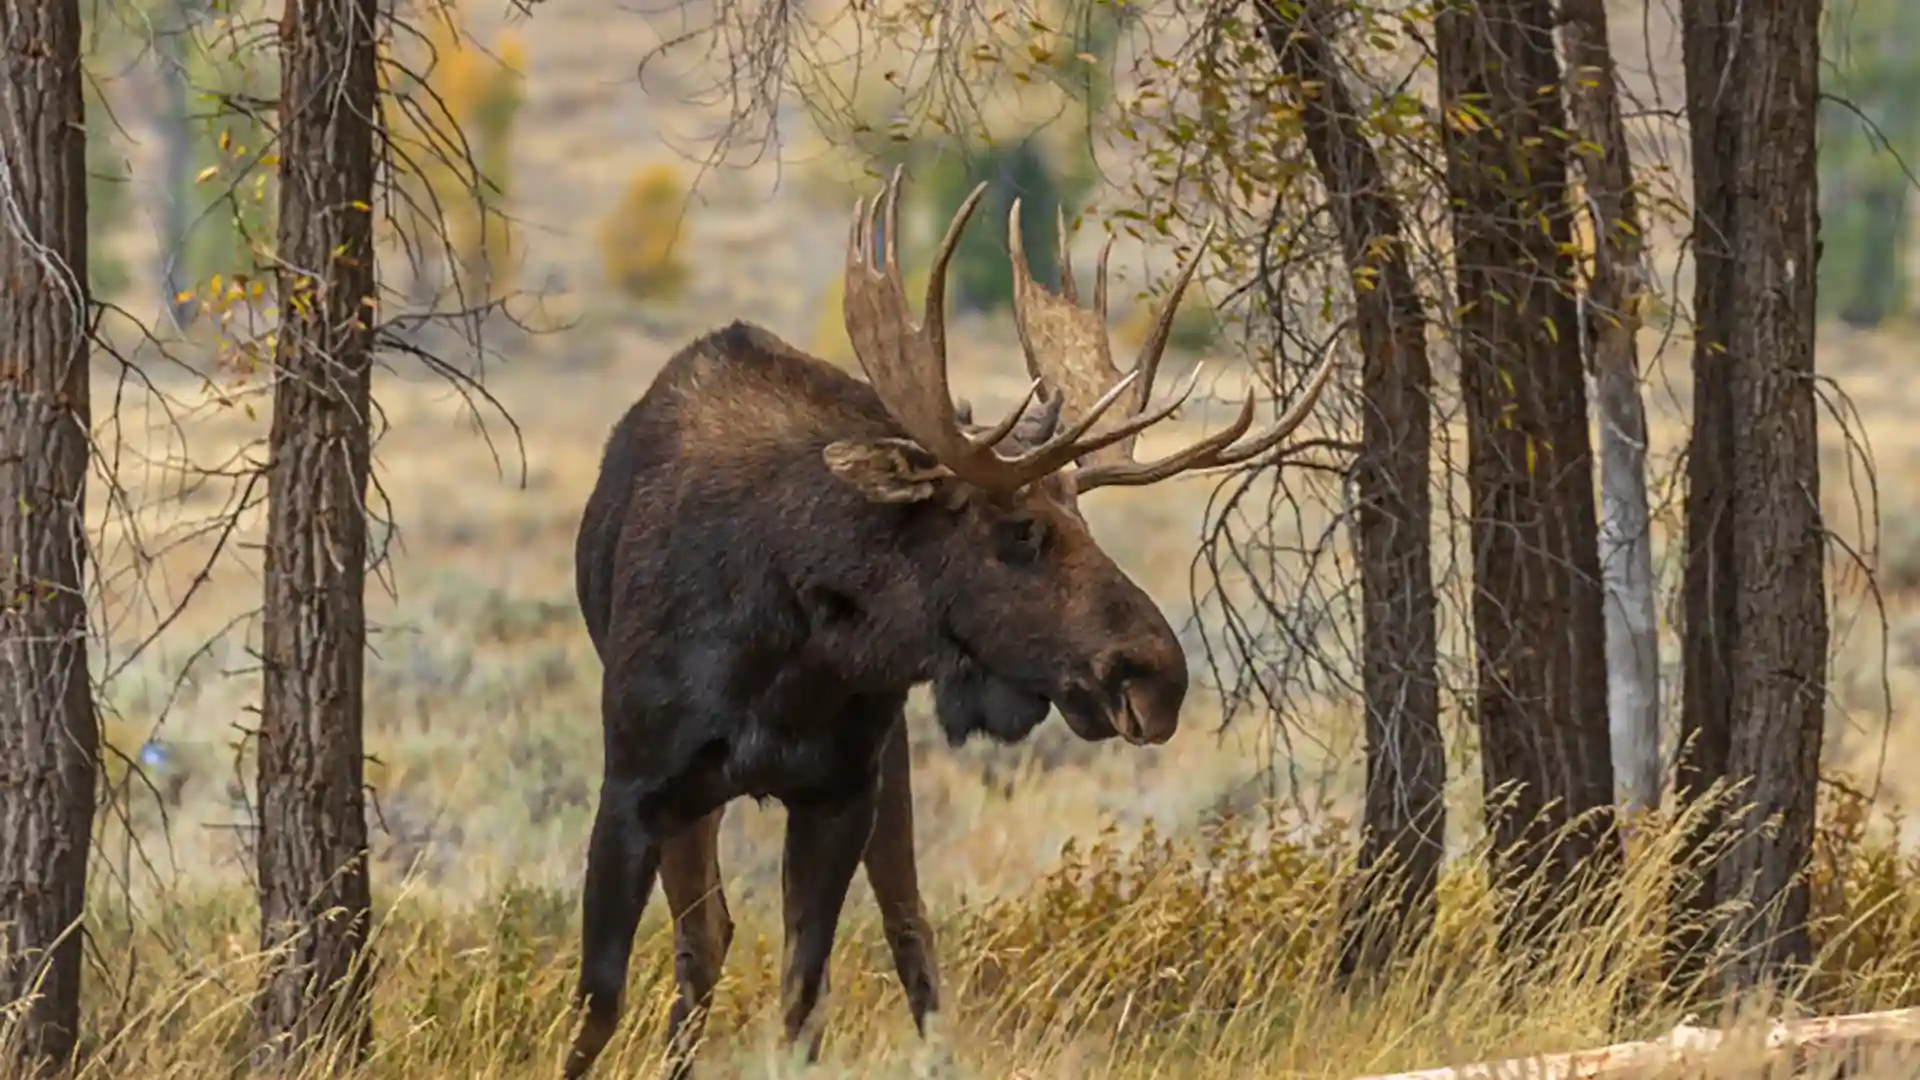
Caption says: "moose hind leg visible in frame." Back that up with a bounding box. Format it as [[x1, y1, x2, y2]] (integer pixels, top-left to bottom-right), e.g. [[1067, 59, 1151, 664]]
[[659, 808, 734, 1080], [778, 780, 880, 1062], [566, 780, 664, 1080], [863, 714, 941, 1034]]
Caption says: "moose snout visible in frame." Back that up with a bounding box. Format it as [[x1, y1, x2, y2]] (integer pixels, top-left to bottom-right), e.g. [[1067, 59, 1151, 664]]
[[1098, 644, 1187, 746]]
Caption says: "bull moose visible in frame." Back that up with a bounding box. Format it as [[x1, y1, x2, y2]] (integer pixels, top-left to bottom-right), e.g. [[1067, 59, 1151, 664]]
[[565, 167, 1340, 1078]]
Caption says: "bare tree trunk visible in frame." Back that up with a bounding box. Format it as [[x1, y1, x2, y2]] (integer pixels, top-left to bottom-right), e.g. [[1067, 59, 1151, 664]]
[[254, 0, 378, 1066], [1670, 0, 1739, 992], [0, 0, 99, 1068], [1255, 0, 1444, 973], [1559, 0, 1662, 815], [1435, 0, 1618, 950], [1680, 0, 1827, 991]]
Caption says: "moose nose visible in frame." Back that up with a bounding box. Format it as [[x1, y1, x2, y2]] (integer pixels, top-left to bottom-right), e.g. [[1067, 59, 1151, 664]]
[[1103, 647, 1186, 746]]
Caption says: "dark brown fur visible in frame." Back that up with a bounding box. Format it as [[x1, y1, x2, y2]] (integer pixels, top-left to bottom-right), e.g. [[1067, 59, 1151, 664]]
[[565, 321, 1186, 1078]]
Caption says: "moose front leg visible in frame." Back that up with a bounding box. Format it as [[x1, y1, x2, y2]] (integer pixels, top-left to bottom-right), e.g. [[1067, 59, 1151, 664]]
[[778, 780, 880, 1062], [862, 714, 941, 1034], [565, 778, 664, 1080]]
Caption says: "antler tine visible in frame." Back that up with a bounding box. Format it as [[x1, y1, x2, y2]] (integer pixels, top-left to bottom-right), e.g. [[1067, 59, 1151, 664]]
[[841, 168, 1076, 492], [968, 377, 1049, 450], [985, 358, 1218, 482], [1124, 220, 1216, 423], [1052, 208, 1117, 322], [1010, 202, 1235, 478], [1092, 230, 1113, 323], [1071, 326, 1346, 492], [1006, 197, 1134, 425], [920, 168, 985, 369], [841, 168, 966, 470]]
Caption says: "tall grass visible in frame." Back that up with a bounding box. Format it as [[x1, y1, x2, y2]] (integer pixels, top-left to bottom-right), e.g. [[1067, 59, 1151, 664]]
[[12, 778, 1920, 1078]]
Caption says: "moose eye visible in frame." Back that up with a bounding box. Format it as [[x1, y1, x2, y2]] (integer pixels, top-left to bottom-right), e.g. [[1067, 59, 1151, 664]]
[[992, 516, 1048, 566]]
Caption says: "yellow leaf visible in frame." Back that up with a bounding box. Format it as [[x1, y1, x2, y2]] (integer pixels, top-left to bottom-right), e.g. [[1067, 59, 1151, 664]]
[[195, 165, 221, 184], [1525, 437, 1537, 477]]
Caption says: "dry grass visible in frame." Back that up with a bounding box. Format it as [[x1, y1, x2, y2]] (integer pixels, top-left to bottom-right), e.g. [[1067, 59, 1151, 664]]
[[46, 787, 1920, 1079]]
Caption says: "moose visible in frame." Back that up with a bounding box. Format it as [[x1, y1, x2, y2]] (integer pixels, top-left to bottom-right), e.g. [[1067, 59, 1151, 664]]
[[565, 167, 1340, 1078]]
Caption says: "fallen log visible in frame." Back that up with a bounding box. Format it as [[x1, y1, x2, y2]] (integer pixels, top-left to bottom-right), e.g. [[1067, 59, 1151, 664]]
[[1348, 1007, 1920, 1079]]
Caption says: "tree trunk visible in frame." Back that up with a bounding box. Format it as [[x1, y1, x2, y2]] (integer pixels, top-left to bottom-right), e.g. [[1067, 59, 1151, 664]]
[[1435, 0, 1617, 950], [1560, 0, 1662, 815], [1670, 0, 1739, 992], [1254, 0, 1444, 973], [254, 0, 378, 1066], [0, 0, 99, 1069], [1679, 0, 1827, 991]]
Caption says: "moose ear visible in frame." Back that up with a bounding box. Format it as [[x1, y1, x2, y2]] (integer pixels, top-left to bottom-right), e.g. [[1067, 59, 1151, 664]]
[[822, 438, 955, 504]]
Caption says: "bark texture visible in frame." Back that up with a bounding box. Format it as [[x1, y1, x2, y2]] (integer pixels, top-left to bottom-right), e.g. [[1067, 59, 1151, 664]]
[[1677, 0, 1827, 990], [0, 0, 99, 1069], [1434, 0, 1616, 947], [1560, 0, 1661, 816], [1670, 0, 1738, 989], [1255, 0, 1444, 971], [254, 0, 379, 1065]]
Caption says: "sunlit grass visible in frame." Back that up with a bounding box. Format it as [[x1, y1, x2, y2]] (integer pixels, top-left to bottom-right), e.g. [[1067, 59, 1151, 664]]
[[23, 789, 1920, 1078]]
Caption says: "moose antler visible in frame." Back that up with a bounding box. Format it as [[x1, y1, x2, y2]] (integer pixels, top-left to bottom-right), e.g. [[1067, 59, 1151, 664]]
[[841, 166, 1202, 494], [1007, 203, 1344, 492]]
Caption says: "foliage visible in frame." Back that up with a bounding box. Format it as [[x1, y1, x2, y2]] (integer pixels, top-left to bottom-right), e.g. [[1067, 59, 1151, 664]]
[[596, 162, 692, 303], [40, 790, 1920, 1076], [1818, 0, 1920, 328], [382, 0, 528, 308], [177, 27, 279, 298]]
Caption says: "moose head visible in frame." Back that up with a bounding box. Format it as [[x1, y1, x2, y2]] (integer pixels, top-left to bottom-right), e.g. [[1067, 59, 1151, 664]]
[[826, 167, 1339, 751]]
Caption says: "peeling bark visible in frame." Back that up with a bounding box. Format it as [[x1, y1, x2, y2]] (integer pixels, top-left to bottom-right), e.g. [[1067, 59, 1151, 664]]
[[1559, 0, 1662, 814]]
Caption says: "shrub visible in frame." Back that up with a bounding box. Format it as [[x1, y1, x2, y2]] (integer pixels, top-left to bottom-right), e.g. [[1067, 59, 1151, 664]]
[[598, 162, 693, 303]]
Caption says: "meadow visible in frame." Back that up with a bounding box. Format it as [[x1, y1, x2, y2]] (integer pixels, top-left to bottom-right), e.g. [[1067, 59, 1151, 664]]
[[45, 0, 1920, 1075]]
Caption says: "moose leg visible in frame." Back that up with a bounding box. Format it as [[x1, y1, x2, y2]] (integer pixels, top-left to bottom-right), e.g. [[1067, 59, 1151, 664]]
[[566, 779, 664, 1080], [778, 781, 880, 1062], [862, 714, 941, 1034], [659, 807, 734, 1080]]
